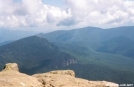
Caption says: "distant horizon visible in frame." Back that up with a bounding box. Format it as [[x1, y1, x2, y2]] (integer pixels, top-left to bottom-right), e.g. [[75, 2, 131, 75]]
[[0, 25, 134, 33]]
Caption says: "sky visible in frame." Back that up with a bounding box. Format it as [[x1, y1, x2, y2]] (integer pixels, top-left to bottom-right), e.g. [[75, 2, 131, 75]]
[[0, 0, 134, 32]]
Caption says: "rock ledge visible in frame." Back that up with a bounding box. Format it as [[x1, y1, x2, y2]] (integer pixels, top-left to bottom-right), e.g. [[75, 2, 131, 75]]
[[0, 63, 118, 87]]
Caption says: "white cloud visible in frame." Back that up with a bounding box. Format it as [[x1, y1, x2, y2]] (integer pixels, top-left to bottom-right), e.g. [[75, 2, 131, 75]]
[[0, 0, 71, 29], [64, 0, 134, 28], [0, 0, 134, 31]]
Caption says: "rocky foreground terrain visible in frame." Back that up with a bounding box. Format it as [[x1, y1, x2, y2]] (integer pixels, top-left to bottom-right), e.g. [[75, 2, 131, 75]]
[[0, 63, 118, 87]]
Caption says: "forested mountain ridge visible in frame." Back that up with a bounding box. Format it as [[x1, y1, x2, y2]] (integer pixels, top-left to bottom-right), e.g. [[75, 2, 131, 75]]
[[41, 26, 134, 58], [0, 35, 77, 74]]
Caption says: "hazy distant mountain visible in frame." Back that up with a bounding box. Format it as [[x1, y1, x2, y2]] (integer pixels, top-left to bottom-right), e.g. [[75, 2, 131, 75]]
[[96, 36, 134, 58], [0, 41, 12, 46], [40, 26, 134, 58], [0, 28, 38, 43], [0, 35, 77, 74]]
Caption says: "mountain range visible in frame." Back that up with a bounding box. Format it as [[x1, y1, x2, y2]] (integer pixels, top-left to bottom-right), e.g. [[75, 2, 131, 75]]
[[42, 26, 134, 59], [0, 26, 134, 84]]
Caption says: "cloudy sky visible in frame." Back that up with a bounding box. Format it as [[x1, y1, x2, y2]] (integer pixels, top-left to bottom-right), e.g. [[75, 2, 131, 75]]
[[0, 0, 134, 32]]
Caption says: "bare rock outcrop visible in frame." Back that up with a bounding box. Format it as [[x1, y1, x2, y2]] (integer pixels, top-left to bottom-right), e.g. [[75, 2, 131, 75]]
[[33, 70, 118, 87], [0, 63, 42, 87], [2, 63, 19, 71], [46, 70, 75, 76], [0, 63, 118, 87]]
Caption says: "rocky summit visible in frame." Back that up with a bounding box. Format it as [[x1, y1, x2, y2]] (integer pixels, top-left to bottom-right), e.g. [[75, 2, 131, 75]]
[[0, 63, 118, 87]]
